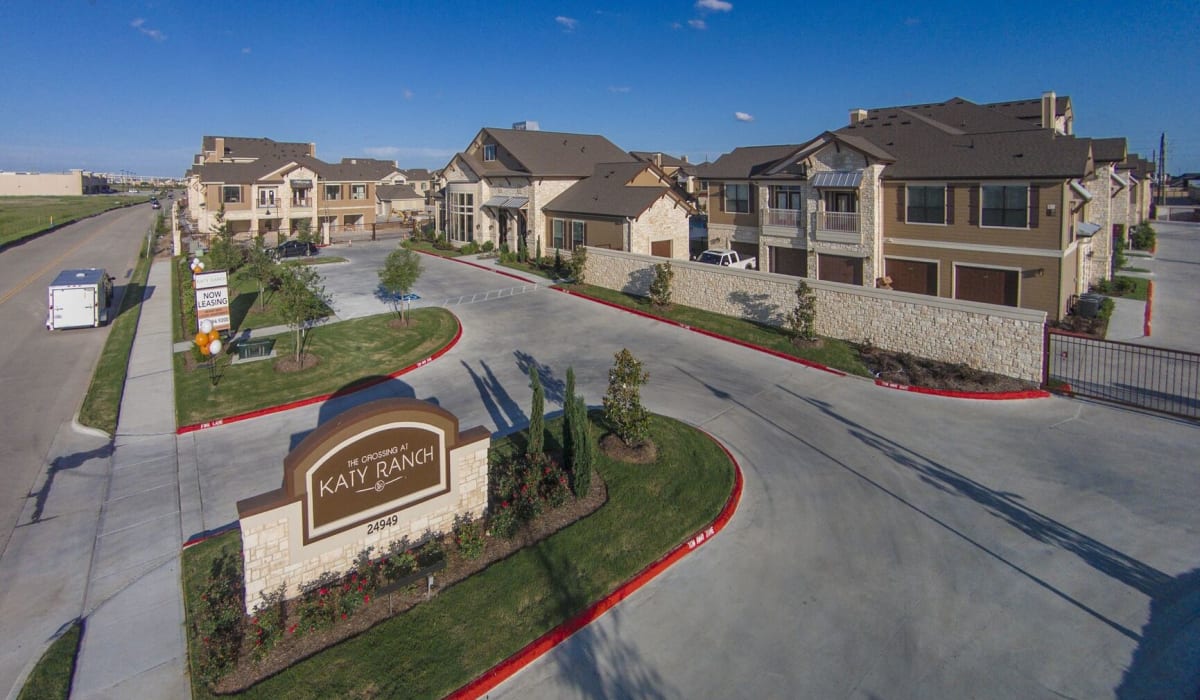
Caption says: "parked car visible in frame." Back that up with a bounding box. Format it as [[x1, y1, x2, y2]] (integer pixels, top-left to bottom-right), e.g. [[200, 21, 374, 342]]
[[151, 201, 161, 210], [696, 248, 756, 269], [272, 240, 317, 259]]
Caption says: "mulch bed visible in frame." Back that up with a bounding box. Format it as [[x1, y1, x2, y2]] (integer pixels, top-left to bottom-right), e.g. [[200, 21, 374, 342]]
[[599, 434, 657, 464], [856, 345, 1037, 393], [213, 476, 608, 694], [1048, 315, 1109, 339], [273, 352, 320, 373]]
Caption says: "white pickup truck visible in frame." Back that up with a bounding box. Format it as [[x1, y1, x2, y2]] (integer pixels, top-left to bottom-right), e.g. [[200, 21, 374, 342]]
[[696, 248, 757, 269]]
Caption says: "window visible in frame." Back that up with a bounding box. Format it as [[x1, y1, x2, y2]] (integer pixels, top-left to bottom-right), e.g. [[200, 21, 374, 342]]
[[571, 220, 586, 249], [771, 185, 803, 210], [906, 185, 945, 224], [222, 186, 241, 203], [982, 185, 1028, 228], [483, 144, 497, 162], [552, 219, 565, 249], [823, 190, 857, 213], [351, 184, 367, 200], [448, 191, 474, 242], [324, 184, 341, 200], [724, 183, 750, 213], [258, 188, 277, 207]]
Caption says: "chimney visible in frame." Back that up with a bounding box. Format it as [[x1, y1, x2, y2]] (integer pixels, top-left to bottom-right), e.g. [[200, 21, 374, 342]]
[[309, 142, 316, 157], [213, 137, 225, 161], [1041, 91, 1056, 131], [653, 153, 662, 167], [681, 155, 689, 163], [850, 109, 868, 126]]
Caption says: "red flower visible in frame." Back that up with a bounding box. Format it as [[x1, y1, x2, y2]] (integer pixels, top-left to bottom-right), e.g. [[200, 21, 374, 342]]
[[341, 613, 347, 620], [288, 624, 297, 634], [319, 587, 328, 596], [364, 595, 370, 604]]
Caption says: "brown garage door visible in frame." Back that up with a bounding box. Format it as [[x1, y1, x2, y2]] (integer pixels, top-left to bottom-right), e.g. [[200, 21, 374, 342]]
[[731, 242, 759, 269], [650, 240, 672, 258], [818, 254, 863, 285], [770, 246, 808, 277], [955, 266, 1018, 306], [886, 258, 938, 295]]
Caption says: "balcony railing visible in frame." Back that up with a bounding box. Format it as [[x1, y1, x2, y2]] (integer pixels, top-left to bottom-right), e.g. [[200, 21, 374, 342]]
[[817, 211, 859, 232], [291, 198, 312, 208], [764, 208, 804, 230]]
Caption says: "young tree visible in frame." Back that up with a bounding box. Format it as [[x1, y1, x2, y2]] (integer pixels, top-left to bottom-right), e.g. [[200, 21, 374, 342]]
[[207, 205, 243, 272], [242, 233, 276, 311], [602, 348, 650, 447], [562, 367, 577, 472], [648, 261, 674, 308], [295, 219, 315, 246], [569, 245, 588, 285], [785, 280, 818, 344], [276, 264, 332, 367], [527, 365, 545, 457], [377, 247, 423, 325], [571, 395, 593, 497]]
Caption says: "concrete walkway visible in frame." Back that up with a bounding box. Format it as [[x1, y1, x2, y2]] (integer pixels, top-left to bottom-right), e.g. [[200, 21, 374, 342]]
[[71, 261, 188, 698]]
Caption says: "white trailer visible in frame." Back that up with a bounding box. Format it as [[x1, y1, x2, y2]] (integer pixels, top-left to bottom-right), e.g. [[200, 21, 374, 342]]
[[46, 268, 114, 330]]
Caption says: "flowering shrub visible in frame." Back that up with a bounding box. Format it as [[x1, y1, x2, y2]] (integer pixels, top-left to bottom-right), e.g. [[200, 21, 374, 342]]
[[192, 548, 245, 685], [453, 515, 486, 560], [248, 584, 286, 660], [488, 451, 571, 539]]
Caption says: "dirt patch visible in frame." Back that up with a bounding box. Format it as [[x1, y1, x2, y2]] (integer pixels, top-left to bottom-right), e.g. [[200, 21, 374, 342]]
[[386, 317, 419, 330], [212, 477, 608, 694], [857, 345, 1036, 394], [1048, 315, 1109, 339], [273, 352, 320, 373], [599, 434, 658, 464]]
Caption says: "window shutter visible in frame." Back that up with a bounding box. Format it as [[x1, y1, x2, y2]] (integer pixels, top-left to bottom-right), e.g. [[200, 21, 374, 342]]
[[945, 185, 955, 224], [1028, 185, 1039, 228], [968, 185, 979, 225], [896, 185, 906, 222]]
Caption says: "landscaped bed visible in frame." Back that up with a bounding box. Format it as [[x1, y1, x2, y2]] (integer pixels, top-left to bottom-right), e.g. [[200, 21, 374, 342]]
[[182, 413, 736, 698]]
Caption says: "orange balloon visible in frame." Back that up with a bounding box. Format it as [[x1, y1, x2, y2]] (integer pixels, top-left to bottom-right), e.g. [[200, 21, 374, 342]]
[[208, 330, 220, 342], [194, 332, 208, 347], [199, 344, 211, 356]]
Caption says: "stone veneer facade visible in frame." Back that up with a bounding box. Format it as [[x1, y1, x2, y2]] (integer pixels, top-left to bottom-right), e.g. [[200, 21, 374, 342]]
[[585, 247, 1046, 382], [629, 194, 691, 259], [238, 435, 489, 613]]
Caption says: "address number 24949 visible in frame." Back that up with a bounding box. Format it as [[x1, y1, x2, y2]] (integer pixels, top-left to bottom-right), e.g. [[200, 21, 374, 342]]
[[367, 514, 399, 535]]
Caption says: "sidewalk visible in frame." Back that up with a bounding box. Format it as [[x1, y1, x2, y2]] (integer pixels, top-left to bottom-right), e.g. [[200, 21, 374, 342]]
[[71, 260, 188, 699], [1105, 296, 1146, 342]]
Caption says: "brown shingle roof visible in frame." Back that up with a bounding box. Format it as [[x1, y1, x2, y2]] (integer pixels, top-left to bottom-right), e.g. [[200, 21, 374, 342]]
[[377, 184, 420, 200], [544, 162, 690, 218], [201, 136, 313, 160], [695, 145, 805, 179], [1090, 137, 1127, 163], [477, 128, 634, 177]]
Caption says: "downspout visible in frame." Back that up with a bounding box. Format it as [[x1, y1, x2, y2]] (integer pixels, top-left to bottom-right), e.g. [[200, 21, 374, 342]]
[[625, 217, 634, 252]]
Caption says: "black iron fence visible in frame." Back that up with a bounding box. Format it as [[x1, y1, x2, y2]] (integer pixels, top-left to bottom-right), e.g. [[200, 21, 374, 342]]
[[1044, 329, 1200, 419]]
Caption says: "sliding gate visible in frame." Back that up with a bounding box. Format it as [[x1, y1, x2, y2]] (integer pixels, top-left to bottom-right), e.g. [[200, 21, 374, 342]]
[[1044, 329, 1200, 419]]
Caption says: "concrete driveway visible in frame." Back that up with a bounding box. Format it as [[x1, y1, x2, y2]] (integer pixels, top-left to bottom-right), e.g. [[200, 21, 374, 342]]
[[1133, 220, 1200, 352], [183, 258, 1200, 699]]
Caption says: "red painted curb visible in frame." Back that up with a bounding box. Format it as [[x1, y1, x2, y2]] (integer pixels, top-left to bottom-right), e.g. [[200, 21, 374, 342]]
[[182, 523, 239, 549], [1144, 280, 1154, 337], [445, 431, 744, 700], [176, 313, 463, 435], [873, 379, 1049, 400], [412, 249, 540, 284]]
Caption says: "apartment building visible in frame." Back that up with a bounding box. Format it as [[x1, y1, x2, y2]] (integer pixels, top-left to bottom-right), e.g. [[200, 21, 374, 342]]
[[0, 169, 110, 196]]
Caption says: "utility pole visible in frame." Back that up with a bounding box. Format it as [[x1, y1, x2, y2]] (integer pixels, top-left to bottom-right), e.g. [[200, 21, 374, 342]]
[[1158, 132, 1167, 205]]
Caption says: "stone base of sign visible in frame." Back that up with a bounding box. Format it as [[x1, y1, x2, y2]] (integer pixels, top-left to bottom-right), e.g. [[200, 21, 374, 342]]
[[236, 399, 490, 613]]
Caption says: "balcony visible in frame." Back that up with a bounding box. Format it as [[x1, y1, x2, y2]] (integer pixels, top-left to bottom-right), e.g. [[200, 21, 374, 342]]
[[814, 211, 861, 244], [763, 208, 804, 232], [291, 198, 312, 209]]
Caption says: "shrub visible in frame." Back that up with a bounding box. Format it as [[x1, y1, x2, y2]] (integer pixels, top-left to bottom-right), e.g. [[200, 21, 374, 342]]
[[453, 514, 485, 560], [381, 540, 417, 583], [571, 396, 594, 497], [192, 548, 245, 685], [569, 246, 587, 284], [1112, 227, 1128, 273], [460, 241, 479, 255], [784, 280, 818, 343], [527, 365, 545, 457], [1131, 222, 1156, 251], [648, 261, 674, 308], [480, 240, 495, 253], [603, 349, 650, 447], [488, 451, 570, 539], [248, 584, 287, 660]]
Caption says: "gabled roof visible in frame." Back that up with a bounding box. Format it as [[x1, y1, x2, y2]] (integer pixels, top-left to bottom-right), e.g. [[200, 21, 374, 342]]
[[318, 158, 400, 182], [190, 156, 313, 184], [1089, 137, 1127, 163], [201, 136, 313, 161], [630, 151, 690, 168], [855, 97, 1043, 136], [377, 184, 420, 200], [983, 95, 1073, 126], [401, 168, 431, 181], [543, 162, 694, 218], [695, 145, 806, 179], [471, 128, 634, 178]]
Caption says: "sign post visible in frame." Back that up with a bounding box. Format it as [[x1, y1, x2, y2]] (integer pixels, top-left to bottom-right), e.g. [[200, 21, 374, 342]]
[[193, 269, 231, 333]]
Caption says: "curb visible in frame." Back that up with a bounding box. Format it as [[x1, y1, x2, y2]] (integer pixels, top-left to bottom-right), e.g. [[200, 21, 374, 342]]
[[176, 312, 463, 434], [555, 287, 1046, 400], [182, 522, 240, 549], [411, 249, 540, 285], [446, 430, 744, 700], [71, 415, 112, 441]]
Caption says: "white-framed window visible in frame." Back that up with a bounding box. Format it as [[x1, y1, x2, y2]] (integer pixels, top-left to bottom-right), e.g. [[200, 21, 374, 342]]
[[324, 184, 341, 200], [982, 185, 1028, 228], [552, 219, 565, 248], [351, 184, 367, 200], [448, 191, 474, 242], [571, 220, 586, 249], [906, 185, 945, 224], [771, 185, 803, 210], [724, 183, 750, 213], [483, 144, 497, 162], [222, 185, 241, 203], [258, 188, 277, 207]]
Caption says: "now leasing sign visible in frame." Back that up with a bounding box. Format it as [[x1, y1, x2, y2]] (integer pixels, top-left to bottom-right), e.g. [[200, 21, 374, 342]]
[[194, 270, 231, 332]]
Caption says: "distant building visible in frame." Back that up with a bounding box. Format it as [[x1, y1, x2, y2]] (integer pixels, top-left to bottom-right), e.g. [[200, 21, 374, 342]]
[[0, 170, 109, 196]]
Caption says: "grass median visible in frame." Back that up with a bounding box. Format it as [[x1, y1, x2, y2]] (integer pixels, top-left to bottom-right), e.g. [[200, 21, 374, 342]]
[[559, 283, 871, 377], [0, 195, 150, 247], [16, 620, 82, 700], [183, 412, 735, 698], [174, 308, 458, 427]]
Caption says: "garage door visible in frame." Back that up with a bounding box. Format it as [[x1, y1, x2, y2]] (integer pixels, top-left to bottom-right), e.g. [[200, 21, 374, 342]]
[[886, 258, 938, 295], [770, 246, 808, 277], [731, 242, 759, 269], [955, 266, 1018, 306], [651, 240, 672, 258], [818, 254, 863, 285]]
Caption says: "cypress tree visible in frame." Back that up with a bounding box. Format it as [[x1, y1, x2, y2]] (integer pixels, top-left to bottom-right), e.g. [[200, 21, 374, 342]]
[[563, 367, 577, 472], [527, 365, 544, 456], [572, 396, 592, 497]]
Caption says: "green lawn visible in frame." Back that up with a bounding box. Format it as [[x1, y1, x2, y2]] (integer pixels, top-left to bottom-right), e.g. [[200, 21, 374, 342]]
[[174, 309, 458, 426], [560, 283, 871, 377], [498, 260, 558, 280], [17, 620, 82, 700], [183, 412, 735, 698], [1112, 275, 1151, 301], [77, 242, 155, 434], [0, 196, 150, 247], [405, 240, 466, 257]]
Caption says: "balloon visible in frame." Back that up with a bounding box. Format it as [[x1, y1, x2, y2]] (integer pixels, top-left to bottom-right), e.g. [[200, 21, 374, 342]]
[[194, 332, 208, 347], [208, 339, 223, 355], [199, 319, 213, 334], [199, 344, 211, 356], [208, 329, 220, 343]]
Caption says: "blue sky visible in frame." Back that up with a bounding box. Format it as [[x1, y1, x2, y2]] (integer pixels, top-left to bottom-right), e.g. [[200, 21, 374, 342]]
[[1, 1, 1197, 178]]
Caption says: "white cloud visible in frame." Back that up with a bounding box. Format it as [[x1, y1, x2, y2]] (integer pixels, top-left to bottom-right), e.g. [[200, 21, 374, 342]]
[[555, 16, 578, 31], [688, 18, 707, 29], [241, 47, 251, 54], [403, 89, 414, 100], [904, 17, 921, 26], [734, 112, 754, 122], [670, 21, 683, 29], [130, 18, 166, 42], [696, 0, 733, 11], [608, 86, 631, 93]]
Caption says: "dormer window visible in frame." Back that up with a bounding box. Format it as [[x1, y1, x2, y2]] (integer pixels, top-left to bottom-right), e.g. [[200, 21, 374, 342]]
[[483, 144, 497, 162]]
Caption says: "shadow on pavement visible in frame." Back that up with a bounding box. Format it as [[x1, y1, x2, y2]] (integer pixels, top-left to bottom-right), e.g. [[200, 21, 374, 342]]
[[1116, 567, 1200, 698], [23, 442, 114, 525], [462, 360, 525, 434], [514, 351, 565, 407]]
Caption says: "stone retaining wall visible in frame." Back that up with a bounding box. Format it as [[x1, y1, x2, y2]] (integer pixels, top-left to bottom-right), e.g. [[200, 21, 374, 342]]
[[584, 247, 1046, 382]]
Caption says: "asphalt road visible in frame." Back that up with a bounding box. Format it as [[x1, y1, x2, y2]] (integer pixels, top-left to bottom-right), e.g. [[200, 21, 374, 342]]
[[0, 203, 155, 554], [182, 253, 1200, 699]]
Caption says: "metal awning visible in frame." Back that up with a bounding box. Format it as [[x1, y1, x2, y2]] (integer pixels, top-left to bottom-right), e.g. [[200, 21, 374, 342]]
[[1069, 179, 1093, 202], [289, 179, 312, 188], [1076, 221, 1101, 238], [810, 170, 863, 188], [483, 196, 528, 209], [1110, 171, 1129, 189], [483, 196, 509, 207]]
